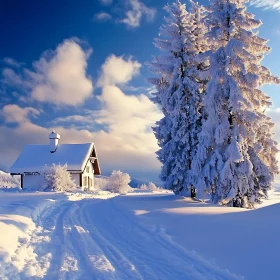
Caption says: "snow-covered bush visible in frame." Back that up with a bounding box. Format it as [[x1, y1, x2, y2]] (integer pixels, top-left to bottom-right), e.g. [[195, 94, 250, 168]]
[[94, 177, 109, 191], [148, 182, 158, 191], [139, 182, 159, 191], [43, 164, 76, 192], [0, 171, 20, 190], [105, 170, 132, 194]]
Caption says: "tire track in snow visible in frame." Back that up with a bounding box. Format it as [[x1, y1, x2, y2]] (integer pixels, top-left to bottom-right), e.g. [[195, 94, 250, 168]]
[[42, 200, 116, 280], [6, 195, 243, 280], [42, 202, 84, 280], [111, 198, 242, 280], [38, 202, 69, 279], [85, 197, 243, 280], [80, 201, 144, 280], [63, 202, 120, 280], [89, 199, 206, 279]]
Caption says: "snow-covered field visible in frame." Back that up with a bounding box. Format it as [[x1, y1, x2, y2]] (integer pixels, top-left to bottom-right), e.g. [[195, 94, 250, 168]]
[[1, 188, 280, 280]]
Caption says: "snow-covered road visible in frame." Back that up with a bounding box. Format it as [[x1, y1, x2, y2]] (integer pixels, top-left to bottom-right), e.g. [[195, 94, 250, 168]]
[[1, 193, 242, 280]]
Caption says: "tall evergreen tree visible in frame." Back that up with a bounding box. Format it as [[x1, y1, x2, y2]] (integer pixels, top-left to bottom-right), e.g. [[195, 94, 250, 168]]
[[192, 0, 279, 207], [149, 0, 207, 196]]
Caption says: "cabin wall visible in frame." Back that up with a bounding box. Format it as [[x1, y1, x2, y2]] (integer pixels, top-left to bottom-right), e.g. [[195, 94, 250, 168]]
[[21, 161, 95, 191], [23, 174, 45, 190], [81, 161, 95, 191]]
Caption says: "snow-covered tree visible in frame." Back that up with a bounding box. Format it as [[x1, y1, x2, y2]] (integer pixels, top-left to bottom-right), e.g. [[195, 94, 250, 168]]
[[192, 0, 279, 207], [94, 177, 109, 191], [149, 0, 208, 196], [0, 171, 20, 189], [43, 164, 76, 192], [106, 170, 132, 194], [139, 182, 159, 191], [148, 182, 158, 191]]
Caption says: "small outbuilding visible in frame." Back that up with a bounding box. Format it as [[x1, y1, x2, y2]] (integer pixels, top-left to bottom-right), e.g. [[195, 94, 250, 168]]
[[10, 131, 101, 191]]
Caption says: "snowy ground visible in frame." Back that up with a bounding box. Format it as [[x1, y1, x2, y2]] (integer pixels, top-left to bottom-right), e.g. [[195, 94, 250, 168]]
[[1, 188, 280, 280]]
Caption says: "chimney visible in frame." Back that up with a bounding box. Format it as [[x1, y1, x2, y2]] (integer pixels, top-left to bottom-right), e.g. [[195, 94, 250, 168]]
[[49, 130, 60, 153]]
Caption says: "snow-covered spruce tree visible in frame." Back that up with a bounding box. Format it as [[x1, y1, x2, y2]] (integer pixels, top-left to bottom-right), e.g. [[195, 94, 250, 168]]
[[192, 0, 279, 207], [149, 0, 207, 196]]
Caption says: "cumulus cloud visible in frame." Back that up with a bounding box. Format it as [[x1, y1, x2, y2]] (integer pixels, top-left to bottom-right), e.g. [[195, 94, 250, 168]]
[[53, 115, 92, 125], [2, 68, 28, 89], [94, 12, 112, 21], [0, 113, 161, 180], [92, 55, 161, 174], [30, 39, 93, 106], [250, 0, 280, 11], [98, 54, 141, 86], [0, 54, 162, 181], [96, 85, 160, 134], [1, 104, 40, 124], [2, 39, 93, 106], [267, 108, 280, 139], [55, 55, 161, 156], [2, 58, 22, 68], [265, 108, 280, 181], [99, 0, 113, 5], [96, 87, 161, 168], [121, 0, 156, 28]]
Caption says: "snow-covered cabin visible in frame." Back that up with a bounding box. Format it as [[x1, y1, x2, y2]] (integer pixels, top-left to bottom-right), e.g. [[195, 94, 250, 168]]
[[10, 131, 101, 190]]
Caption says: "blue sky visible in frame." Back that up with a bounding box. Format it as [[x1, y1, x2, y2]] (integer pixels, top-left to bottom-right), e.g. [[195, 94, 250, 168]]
[[0, 0, 279, 182]]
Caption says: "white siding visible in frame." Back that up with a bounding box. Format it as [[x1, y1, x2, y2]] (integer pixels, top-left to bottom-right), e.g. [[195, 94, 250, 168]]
[[21, 160, 95, 191], [81, 161, 95, 191], [23, 174, 45, 190]]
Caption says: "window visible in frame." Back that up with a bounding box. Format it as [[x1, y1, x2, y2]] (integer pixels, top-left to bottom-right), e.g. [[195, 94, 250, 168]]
[[86, 166, 90, 173], [83, 176, 87, 186]]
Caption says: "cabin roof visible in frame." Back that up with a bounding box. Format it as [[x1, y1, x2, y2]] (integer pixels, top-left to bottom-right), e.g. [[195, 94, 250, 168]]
[[10, 143, 101, 175]]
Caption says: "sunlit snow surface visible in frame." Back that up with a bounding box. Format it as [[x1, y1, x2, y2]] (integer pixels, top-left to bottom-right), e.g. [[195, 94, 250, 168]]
[[1, 187, 280, 279]]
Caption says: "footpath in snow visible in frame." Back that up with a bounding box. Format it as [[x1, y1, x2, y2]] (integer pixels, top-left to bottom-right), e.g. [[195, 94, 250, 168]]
[[1, 190, 280, 279]]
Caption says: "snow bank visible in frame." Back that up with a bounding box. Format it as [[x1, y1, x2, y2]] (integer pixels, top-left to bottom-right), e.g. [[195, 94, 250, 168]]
[[0, 190, 118, 279], [0, 192, 66, 277], [1, 186, 280, 279], [116, 188, 280, 280]]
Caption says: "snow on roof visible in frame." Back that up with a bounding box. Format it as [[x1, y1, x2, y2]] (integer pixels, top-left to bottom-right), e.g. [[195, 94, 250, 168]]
[[10, 143, 101, 174]]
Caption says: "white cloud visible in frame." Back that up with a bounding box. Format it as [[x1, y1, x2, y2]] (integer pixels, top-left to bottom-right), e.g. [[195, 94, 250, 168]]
[[99, 0, 113, 5], [2, 68, 22, 86], [53, 115, 92, 124], [0, 53, 162, 181], [96, 85, 160, 134], [267, 108, 280, 139], [94, 12, 112, 21], [265, 108, 280, 182], [2, 58, 22, 68], [98, 54, 141, 86], [121, 0, 156, 28], [2, 39, 93, 106], [94, 85, 161, 169], [54, 55, 161, 157], [1, 104, 40, 124], [250, 0, 280, 11], [30, 39, 93, 106], [0, 112, 161, 179], [2, 68, 29, 89]]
